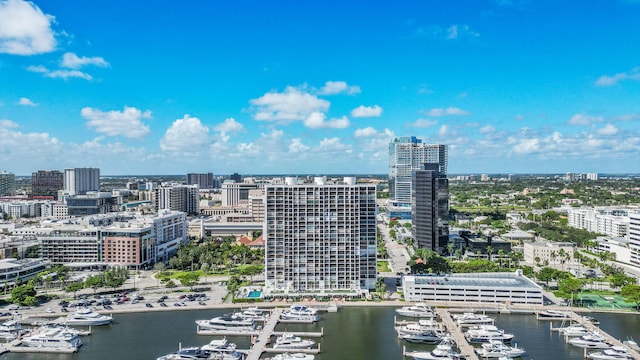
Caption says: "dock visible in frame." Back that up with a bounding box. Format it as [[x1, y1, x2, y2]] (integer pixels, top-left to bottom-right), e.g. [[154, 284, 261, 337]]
[[245, 308, 282, 360], [436, 309, 479, 360], [566, 312, 640, 359]]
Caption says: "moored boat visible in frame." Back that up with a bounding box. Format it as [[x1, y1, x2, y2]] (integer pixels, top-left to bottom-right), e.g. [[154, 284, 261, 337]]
[[62, 308, 113, 326], [273, 332, 315, 349], [396, 303, 437, 318], [196, 313, 256, 331]]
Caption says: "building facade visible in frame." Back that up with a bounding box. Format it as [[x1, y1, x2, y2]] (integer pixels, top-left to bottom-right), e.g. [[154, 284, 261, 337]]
[[523, 241, 576, 268], [66, 192, 119, 216], [388, 136, 447, 219], [64, 168, 100, 195], [264, 177, 377, 294], [402, 271, 543, 305], [187, 173, 215, 189], [629, 210, 640, 267], [0, 171, 16, 197], [31, 170, 64, 199], [153, 184, 199, 215], [411, 163, 449, 253]]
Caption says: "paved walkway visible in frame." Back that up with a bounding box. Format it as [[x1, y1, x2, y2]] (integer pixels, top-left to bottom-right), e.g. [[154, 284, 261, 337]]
[[245, 308, 282, 360], [436, 308, 479, 360]]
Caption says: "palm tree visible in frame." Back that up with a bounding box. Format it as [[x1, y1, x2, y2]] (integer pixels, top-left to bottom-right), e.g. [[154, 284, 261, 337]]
[[486, 246, 494, 262], [497, 249, 505, 268]]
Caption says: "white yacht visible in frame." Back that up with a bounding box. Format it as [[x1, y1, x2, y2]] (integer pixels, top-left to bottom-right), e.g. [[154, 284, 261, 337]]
[[273, 333, 315, 349], [196, 313, 256, 331], [395, 319, 442, 336], [265, 354, 315, 360], [399, 330, 445, 344], [623, 338, 639, 351], [536, 310, 571, 320], [465, 325, 514, 343], [557, 323, 591, 337], [0, 319, 22, 340], [396, 303, 437, 318], [19, 326, 82, 350], [404, 337, 463, 359], [587, 346, 634, 360], [157, 347, 217, 360], [63, 308, 113, 326], [280, 305, 319, 322], [476, 340, 526, 358], [568, 333, 611, 349], [236, 307, 266, 320], [452, 312, 494, 326]]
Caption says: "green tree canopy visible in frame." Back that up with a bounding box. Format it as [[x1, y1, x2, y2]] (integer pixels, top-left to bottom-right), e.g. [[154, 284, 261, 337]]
[[11, 284, 36, 305], [409, 249, 451, 274]]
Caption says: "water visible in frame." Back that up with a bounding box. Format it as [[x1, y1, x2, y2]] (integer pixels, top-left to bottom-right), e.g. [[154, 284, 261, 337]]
[[3, 307, 638, 359]]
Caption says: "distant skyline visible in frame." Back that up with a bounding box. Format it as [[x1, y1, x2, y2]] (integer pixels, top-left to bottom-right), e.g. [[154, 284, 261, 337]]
[[1, 0, 639, 175]]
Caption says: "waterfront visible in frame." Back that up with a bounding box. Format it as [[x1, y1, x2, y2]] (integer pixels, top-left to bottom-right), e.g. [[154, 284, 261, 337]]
[[2, 307, 639, 359]]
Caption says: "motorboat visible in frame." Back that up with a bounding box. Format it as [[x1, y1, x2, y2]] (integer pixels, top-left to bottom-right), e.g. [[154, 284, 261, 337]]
[[200, 337, 237, 351], [158, 340, 244, 360], [280, 305, 319, 322], [273, 332, 315, 349], [62, 307, 113, 326], [587, 346, 635, 360], [265, 353, 315, 360], [396, 303, 437, 318], [623, 338, 639, 351], [236, 306, 266, 320], [0, 319, 22, 340], [156, 347, 215, 360], [452, 312, 495, 326], [476, 340, 526, 358], [403, 336, 463, 359], [196, 313, 256, 331], [536, 310, 571, 320], [568, 333, 611, 349], [465, 325, 514, 343], [557, 323, 591, 337], [399, 330, 445, 344], [583, 316, 600, 325], [395, 319, 442, 335], [18, 326, 82, 350]]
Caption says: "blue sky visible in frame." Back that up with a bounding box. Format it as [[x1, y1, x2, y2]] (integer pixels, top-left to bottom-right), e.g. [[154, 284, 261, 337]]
[[1, 0, 639, 175]]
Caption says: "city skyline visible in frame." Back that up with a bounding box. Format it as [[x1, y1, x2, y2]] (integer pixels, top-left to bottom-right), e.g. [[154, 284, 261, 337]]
[[1, 0, 639, 175]]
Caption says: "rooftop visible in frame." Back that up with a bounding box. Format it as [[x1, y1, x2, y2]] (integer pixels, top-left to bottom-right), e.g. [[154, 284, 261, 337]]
[[404, 272, 541, 290]]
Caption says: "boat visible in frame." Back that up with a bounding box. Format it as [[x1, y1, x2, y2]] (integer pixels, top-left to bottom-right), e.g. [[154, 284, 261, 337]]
[[157, 347, 215, 360], [583, 316, 600, 325], [556, 323, 591, 337], [568, 333, 611, 349], [399, 330, 446, 344], [452, 312, 495, 326], [587, 346, 635, 360], [404, 336, 463, 359], [536, 310, 571, 320], [195, 313, 256, 331], [265, 353, 315, 360], [273, 332, 315, 349], [236, 306, 266, 320], [623, 338, 639, 351], [396, 303, 437, 318], [0, 320, 22, 340], [280, 305, 319, 322], [476, 340, 526, 358], [465, 325, 514, 343], [18, 326, 82, 350], [158, 340, 245, 360], [395, 319, 442, 335], [62, 307, 113, 326], [200, 337, 237, 351]]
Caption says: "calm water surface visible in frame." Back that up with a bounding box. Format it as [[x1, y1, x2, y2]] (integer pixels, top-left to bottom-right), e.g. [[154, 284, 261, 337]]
[[4, 307, 638, 360]]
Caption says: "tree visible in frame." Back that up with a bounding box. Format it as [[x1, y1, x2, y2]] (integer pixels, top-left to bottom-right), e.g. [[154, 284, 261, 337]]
[[608, 273, 635, 289], [11, 284, 37, 305], [177, 272, 200, 289], [620, 284, 640, 309], [558, 276, 584, 300], [65, 283, 84, 299], [537, 267, 557, 286], [409, 249, 451, 274], [497, 249, 505, 268], [486, 246, 494, 262]]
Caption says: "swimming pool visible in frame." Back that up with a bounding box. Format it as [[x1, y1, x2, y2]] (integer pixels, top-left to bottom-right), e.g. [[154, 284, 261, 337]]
[[247, 291, 262, 299]]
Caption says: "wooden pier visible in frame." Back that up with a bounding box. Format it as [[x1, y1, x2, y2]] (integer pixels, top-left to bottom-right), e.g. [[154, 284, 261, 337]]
[[436, 309, 479, 360]]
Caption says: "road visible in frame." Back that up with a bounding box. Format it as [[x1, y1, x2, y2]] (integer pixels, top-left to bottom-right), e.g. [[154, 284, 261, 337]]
[[378, 221, 411, 296]]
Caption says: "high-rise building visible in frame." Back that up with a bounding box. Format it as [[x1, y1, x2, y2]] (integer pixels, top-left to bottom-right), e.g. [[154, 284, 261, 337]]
[[187, 173, 215, 189], [64, 168, 100, 195], [0, 171, 16, 197], [388, 136, 447, 219], [629, 210, 640, 268], [31, 170, 64, 199], [264, 176, 377, 294], [412, 163, 449, 253], [221, 180, 260, 206], [153, 184, 200, 215]]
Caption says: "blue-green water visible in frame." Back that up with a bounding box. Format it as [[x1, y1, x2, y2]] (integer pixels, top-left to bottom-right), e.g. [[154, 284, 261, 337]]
[[3, 307, 638, 359]]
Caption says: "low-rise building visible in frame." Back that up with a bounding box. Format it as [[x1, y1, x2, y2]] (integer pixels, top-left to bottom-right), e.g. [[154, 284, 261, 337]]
[[0, 258, 50, 286], [402, 271, 543, 305], [523, 241, 576, 268]]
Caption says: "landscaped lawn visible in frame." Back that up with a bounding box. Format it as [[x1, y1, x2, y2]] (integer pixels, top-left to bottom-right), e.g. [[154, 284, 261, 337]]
[[377, 260, 391, 272]]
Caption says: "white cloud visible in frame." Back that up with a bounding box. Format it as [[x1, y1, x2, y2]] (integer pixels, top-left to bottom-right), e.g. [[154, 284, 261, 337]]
[[511, 138, 540, 154], [424, 107, 470, 116], [479, 125, 496, 134], [81, 106, 151, 139], [289, 138, 309, 153], [250, 86, 330, 123], [350, 105, 382, 118], [567, 113, 603, 126], [303, 112, 349, 129], [318, 81, 361, 95], [597, 124, 619, 136], [213, 117, 244, 133], [412, 118, 437, 128], [0, 0, 56, 55], [354, 127, 378, 138], [438, 125, 450, 136], [27, 65, 93, 80], [61, 52, 109, 69], [160, 115, 210, 152], [515, 114, 524, 121], [17, 97, 36, 106], [0, 119, 19, 128], [446, 25, 480, 39], [595, 67, 640, 86], [614, 113, 640, 121]]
